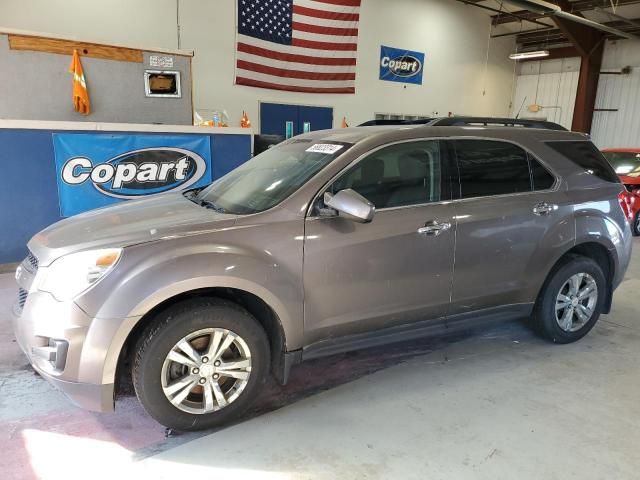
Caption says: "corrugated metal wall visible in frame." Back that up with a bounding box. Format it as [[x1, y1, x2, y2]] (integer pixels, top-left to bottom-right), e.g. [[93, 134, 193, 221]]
[[510, 58, 581, 130], [591, 67, 640, 149]]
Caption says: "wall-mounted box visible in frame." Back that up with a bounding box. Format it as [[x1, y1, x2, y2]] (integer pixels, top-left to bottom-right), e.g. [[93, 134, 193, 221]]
[[144, 70, 181, 98]]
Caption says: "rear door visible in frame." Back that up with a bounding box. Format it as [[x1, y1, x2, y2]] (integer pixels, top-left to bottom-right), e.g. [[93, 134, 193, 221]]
[[448, 139, 571, 315], [303, 139, 456, 344]]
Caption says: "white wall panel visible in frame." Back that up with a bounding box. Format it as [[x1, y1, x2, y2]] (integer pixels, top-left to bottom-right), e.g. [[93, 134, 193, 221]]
[[591, 41, 640, 149], [510, 59, 580, 130]]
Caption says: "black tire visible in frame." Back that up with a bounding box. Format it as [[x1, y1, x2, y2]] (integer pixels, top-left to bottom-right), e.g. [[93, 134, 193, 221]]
[[132, 298, 270, 431], [632, 211, 640, 237], [533, 255, 606, 344]]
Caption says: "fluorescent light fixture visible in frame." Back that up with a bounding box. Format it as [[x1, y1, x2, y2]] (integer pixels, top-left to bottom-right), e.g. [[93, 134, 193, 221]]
[[509, 50, 550, 60]]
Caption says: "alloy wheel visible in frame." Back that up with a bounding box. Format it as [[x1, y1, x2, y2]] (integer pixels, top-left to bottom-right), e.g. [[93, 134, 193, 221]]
[[160, 328, 252, 414], [555, 273, 598, 332]]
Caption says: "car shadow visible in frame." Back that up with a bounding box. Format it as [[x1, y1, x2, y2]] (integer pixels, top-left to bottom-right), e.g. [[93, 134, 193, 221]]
[[126, 319, 536, 459]]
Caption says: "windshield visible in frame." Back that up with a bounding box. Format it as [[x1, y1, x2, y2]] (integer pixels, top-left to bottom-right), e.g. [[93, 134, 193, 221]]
[[602, 151, 640, 175], [196, 139, 351, 215]]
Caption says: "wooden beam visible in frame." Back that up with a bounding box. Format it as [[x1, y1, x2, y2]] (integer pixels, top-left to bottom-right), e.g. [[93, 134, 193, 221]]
[[551, 16, 605, 133], [8, 34, 143, 62]]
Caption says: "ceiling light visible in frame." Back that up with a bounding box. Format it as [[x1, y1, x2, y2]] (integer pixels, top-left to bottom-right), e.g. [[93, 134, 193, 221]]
[[509, 50, 550, 60]]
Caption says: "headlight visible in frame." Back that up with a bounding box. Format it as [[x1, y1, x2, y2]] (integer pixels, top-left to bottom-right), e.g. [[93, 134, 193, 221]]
[[39, 248, 122, 301]]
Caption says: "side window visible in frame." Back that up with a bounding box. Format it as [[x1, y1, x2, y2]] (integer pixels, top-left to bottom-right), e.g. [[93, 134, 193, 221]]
[[530, 156, 555, 190], [330, 140, 443, 209], [546, 140, 619, 183], [453, 140, 531, 199]]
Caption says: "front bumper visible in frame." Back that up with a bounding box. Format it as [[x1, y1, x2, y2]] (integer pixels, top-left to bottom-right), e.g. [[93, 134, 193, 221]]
[[12, 289, 116, 412]]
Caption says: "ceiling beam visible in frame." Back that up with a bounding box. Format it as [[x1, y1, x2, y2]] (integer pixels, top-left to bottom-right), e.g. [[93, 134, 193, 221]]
[[492, 0, 640, 26], [515, 17, 640, 48]]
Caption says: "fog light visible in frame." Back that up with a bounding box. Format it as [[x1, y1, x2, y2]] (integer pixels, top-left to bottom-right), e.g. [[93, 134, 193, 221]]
[[32, 338, 69, 371]]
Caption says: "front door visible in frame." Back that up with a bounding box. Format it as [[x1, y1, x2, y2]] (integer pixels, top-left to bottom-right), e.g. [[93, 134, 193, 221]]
[[303, 139, 456, 344]]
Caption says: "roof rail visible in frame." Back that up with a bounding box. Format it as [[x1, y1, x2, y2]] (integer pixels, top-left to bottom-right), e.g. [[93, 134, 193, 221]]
[[427, 117, 567, 131]]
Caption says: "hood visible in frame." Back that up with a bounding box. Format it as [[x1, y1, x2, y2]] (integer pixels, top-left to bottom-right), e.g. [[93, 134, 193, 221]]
[[619, 175, 640, 186], [28, 193, 237, 266]]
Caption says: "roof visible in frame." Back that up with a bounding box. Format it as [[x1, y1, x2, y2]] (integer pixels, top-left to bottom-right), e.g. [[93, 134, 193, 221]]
[[297, 125, 586, 146]]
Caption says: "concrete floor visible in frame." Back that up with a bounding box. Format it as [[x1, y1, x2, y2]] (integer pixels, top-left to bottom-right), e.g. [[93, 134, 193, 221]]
[[1, 241, 640, 479]]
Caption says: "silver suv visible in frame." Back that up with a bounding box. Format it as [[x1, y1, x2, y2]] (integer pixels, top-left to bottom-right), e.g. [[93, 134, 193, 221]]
[[13, 125, 632, 430]]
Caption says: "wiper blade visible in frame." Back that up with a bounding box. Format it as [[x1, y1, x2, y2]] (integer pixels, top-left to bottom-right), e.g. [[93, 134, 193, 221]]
[[198, 199, 226, 213], [183, 191, 226, 213]]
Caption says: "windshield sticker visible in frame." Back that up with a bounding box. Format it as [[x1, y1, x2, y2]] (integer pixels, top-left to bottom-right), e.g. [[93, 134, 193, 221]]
[[305, 144, 344, 155]]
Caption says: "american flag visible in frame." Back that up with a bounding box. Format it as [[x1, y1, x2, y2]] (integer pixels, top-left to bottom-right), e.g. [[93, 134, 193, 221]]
[[235, 0, 361, 94]]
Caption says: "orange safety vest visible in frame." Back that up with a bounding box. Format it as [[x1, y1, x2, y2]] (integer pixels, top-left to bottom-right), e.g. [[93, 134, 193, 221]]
[[69, 49, 91, 115]]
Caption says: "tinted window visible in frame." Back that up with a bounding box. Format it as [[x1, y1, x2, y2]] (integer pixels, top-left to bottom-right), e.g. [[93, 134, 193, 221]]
[[198, 139, 350, 214], [330, 140, 442, 209], [547, 141, 619, 183], [530, 157, 555, 190], [454, 140, 531, 199], [602, 151, 640, 175]]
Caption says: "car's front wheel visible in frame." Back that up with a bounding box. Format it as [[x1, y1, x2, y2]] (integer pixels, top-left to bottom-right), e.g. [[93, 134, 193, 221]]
[[132, 298, 270, 431], [533, 255, 606, 344]]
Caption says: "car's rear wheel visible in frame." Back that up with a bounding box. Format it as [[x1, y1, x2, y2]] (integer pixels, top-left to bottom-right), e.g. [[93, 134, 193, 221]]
[[533, 256, 606, 343], [132, 298, 270, 431]]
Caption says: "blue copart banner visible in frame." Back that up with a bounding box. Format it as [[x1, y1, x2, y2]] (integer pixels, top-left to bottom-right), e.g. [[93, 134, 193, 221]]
[[52, 133, 212, 217], [379, 45, 425, 85]]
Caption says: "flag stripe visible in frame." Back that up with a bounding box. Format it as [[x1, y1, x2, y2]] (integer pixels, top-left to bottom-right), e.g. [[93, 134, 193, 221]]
[[292, 5, 359, 21], [238, 34, 357, 58], [293, 30, 357, 43], [292, 37, 357, 51], [314, 0, 361, 6], [292, 21, 358, 36], [237, 60, 355, 80], [237, 51, 356, 72], [237, 42, 356, 65], [236, 68, 352, 88], [236, 76, 355, 94], [295, 0, 359, 14], [292, 12, 357, 27]]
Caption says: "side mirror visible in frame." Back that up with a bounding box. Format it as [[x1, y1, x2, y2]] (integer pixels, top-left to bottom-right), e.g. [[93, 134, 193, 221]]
[[324, 189, 375, 223]]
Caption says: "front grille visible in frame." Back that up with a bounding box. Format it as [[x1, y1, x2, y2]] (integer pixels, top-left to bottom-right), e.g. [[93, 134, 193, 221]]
[[15, 288, 28, 316], [18, 288, 28, 308], [23, 251, 39, 274]]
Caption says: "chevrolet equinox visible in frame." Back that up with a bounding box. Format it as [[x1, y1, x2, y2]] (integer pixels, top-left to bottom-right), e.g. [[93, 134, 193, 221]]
[[13, 125, 632, 430]]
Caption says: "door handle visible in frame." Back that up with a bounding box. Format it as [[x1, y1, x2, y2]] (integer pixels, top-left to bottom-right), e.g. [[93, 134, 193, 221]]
[[418, 220, 451, 236], [533, 202, 558, 216]]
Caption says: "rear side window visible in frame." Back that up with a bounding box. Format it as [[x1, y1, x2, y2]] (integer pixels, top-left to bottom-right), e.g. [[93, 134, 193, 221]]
[[547, 141, 619, 183], [453, 140, 531, 199], [530, 158, 555, 190]]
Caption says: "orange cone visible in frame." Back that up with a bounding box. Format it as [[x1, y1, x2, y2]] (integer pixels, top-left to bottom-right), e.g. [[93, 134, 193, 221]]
[[69, 49, 90, 115], [341, 116, 349, 128], [240, 111, 251, 128]]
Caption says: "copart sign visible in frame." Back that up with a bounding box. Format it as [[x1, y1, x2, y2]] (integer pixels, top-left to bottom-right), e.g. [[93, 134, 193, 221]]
[[53, 133, 212, 217], [379, 45, 425, 85]]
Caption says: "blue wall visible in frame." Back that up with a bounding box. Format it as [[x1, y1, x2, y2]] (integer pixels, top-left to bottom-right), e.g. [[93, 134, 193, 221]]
[[0, 128, 251, 264]]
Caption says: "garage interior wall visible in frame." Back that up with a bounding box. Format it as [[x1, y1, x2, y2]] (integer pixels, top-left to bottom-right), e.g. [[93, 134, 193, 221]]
[[0, 0, 517, 128], [592, 40, 640, 149], [510, 57, 581, 130]]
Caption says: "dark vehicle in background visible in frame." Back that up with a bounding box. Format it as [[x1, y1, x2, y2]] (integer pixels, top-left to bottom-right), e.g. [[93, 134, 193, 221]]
[[602, 148, 640, 235]]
